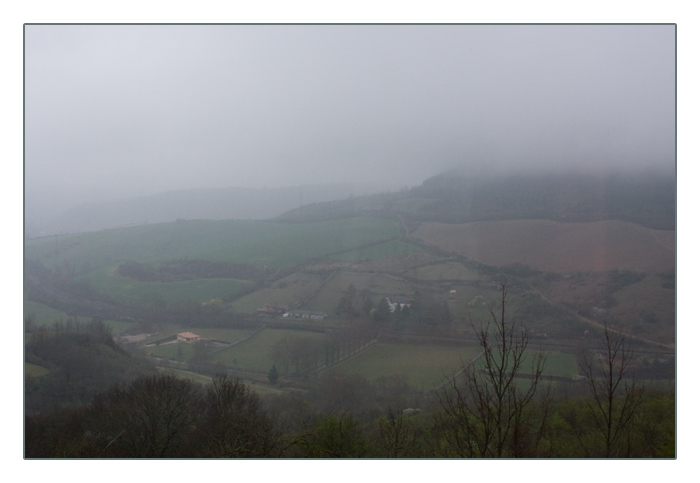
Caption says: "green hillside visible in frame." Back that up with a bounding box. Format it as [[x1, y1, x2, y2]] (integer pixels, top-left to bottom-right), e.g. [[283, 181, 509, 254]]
[[25, 217, 401, 272]]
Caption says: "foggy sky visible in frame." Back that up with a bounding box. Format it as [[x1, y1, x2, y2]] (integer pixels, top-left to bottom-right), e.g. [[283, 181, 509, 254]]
[[24, 24, 675, 214]]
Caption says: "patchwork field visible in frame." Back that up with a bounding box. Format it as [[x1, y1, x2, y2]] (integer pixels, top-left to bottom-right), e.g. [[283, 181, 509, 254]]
[[24, 212, 675, 400], [413, 219, 675, 273]]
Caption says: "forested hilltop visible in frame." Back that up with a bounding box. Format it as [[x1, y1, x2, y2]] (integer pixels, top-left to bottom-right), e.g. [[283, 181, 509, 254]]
[[278, 169, 675, 230]]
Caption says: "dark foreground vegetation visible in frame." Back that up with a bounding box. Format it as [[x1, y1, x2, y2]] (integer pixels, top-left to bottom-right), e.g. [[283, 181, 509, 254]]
[[24, 295, 674, 459]]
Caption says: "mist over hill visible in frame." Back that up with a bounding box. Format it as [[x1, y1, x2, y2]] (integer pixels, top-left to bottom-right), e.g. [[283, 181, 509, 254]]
[[24, 183, 390, 238], [278, 168, 676, 230]]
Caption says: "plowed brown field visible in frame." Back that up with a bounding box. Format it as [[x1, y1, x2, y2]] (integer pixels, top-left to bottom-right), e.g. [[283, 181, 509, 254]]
[[413, 219, 675, 273]]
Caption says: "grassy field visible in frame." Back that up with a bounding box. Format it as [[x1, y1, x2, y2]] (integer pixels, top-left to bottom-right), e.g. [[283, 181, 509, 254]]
[[540, 351, 580, 378], [323, 342, 483, 390], [470, 350, 580, 378], [146, 341, 202, 361], [413, 219, 675, 273], [210, 328, 327, 372], [25, 217, 401, 271], [321, 340, 580, 391], [24, 300, 71, 327], [405, 261, 481, 282], [156, 367, 213, 385], [228, 272, 325, 313], [80, 266, 253, 306], [330, 240, 420, 262], [24, 300, 135, 333]]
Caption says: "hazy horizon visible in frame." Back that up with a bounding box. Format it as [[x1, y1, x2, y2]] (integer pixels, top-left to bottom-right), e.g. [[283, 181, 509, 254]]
[[25, 24, 676, 222]]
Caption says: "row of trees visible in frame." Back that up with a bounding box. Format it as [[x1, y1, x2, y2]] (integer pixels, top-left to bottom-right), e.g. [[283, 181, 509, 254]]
[[269, 323, 377, 378]]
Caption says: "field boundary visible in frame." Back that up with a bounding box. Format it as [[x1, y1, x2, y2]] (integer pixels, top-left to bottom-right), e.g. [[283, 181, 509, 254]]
[[433, 350, 485, 392]]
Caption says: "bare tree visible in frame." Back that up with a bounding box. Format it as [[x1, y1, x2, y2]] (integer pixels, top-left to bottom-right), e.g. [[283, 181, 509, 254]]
[[580, 322, 643, 457], [377, 408, 421, 458], [88, 374, 201, 458], [435, 283, 550, 457], [194, 374, 277, 457]]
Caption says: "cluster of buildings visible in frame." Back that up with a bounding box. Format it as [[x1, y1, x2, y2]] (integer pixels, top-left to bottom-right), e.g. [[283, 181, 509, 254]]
[[256, 303, 328, 320]]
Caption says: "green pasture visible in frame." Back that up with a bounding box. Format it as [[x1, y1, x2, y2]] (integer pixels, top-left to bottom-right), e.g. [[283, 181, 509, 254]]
[[471, 350, 580, 379], [24, 300, 70, 327], [210, 328, 327, 372], [324, 342, 579, 391], [156, 367, 212, 385], [324, 342, 483, 390], [330, 240, 420, 262], [101, 319, 136, 334], [146, 341, 200, 361], [158, 368, 288, 397], [25, 217, 401, 271], [405, 261, 481, 282], [80, 267, 252, 306], [246, 383, 287, 398], [541, 351, 580, 378], [228, 272, 325, 313], [23, 299, 134, 334]]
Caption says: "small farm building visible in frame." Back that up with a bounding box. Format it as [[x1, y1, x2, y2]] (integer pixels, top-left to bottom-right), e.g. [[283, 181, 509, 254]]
[[386, 295, 411, 313], [177, 332, 200, 343]]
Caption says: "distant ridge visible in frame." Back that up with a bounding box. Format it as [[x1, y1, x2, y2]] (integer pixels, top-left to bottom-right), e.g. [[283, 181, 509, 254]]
[[25, 183, 387, 237], [277, 169, 676, 231]]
